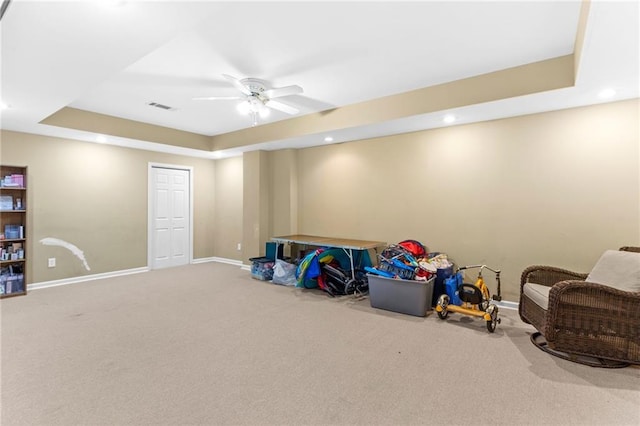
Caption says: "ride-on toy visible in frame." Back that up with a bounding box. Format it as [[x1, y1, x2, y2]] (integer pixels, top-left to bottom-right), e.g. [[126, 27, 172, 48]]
[[435, 264, 502, 332]]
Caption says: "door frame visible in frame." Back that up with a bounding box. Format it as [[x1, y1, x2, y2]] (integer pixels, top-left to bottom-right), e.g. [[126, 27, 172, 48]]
[[148, 162, 194, 269]]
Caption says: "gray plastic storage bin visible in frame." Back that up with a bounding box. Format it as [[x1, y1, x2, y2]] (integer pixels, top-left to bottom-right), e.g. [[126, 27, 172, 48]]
[[367, 274, 434, 317]]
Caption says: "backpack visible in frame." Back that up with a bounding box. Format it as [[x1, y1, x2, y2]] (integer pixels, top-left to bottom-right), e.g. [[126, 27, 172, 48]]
[[398, 240, 427, 258]]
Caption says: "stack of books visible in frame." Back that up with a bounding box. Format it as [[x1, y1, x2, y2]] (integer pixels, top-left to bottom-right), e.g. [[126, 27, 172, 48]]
[[1, 174, 24, 187], [3, 225, 24, 240]]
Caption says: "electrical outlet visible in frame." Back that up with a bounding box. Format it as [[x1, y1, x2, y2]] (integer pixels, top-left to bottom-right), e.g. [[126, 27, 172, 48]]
[[237, 243, 242, 251], [48, 258, 56, 268]]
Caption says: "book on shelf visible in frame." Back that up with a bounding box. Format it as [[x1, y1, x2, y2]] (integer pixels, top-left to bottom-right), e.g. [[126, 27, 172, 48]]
[[4, 225, 22, 240], [0, 195, 12, 210], [13, 174, 24, 187]]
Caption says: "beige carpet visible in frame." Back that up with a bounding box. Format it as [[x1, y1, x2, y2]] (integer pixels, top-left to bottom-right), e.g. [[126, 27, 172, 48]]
[[1, 262, 638, 425]]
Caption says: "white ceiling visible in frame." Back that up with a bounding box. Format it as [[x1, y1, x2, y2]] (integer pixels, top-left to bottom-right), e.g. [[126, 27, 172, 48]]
[[1, 0, 638, 158]]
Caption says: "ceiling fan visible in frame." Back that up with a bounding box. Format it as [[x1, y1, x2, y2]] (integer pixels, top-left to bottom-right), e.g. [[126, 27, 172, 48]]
[[193, 74, 303, 126]]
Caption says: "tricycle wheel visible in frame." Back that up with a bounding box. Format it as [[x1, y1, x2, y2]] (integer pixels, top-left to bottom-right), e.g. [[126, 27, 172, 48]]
[[436, 294, 449, 319], [486, 304, 499, 333]]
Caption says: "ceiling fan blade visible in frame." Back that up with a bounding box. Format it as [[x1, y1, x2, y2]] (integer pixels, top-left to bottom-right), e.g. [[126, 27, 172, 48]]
[[222, 74, 252, 96], [263, 85, 303, 99], [265, 99, 299, 115], [192, 96, 243, 100]]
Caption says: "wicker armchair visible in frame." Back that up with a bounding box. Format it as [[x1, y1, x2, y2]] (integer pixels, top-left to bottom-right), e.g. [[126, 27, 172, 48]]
[[519, 247, 640, 367]]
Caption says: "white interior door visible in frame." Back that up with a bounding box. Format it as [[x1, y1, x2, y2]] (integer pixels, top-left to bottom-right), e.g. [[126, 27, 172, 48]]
[[150, 166, 191, 269]]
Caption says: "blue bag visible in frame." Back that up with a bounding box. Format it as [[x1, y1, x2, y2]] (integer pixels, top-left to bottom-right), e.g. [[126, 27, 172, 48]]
[[444, 272, 463, 305]]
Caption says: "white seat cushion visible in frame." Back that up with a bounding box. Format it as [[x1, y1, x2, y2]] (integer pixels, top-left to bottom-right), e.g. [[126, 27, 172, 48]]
[[523, 282, 551, 310], [586, 250, 640, 292]]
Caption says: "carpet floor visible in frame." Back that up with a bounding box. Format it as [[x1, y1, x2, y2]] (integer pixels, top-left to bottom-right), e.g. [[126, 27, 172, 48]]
[[1, 262, 638, 425]]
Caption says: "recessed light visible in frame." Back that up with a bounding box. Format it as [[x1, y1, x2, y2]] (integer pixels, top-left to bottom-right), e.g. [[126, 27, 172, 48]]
[[443, 114, 456, 124], [324, 136, 334, 143], [598, 88, 616, 99]]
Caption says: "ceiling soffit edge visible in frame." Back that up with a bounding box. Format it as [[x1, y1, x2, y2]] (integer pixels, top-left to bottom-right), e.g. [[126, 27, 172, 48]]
[[40, 107, 211, 151], [211, 54, 575, 151], [38, 53, 575, 155], [573, 0, 592, 79]]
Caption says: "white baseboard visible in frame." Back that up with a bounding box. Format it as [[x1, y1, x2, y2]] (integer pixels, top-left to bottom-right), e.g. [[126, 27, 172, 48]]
[[191, 257, 216, 264], [193, 256, 244, 267], [29, 267, 149, 291], [194, 256, 250, 270], [30, 258, 247, 292], [495, 299, 519, 310]]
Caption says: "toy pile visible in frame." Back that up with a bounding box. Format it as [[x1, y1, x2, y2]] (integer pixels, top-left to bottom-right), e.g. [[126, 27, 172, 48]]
[[366, 239, 453, 282], [295, 248, 371, 297]]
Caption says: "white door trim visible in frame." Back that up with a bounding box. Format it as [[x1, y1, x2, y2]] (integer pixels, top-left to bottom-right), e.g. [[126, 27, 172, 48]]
[[148, 162, 194, 269]]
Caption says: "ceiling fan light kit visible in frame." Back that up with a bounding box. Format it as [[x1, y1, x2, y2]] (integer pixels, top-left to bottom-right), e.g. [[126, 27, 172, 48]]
[[236, 97, 271, 126], [236, 97, 265, 114], [194, 74, 302, 125]]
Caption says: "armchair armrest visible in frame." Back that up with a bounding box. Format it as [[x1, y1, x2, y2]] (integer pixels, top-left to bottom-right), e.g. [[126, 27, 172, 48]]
[[619, 246, 640, 253], [544, 280, 640, 343], [520, 265, 588, 294]]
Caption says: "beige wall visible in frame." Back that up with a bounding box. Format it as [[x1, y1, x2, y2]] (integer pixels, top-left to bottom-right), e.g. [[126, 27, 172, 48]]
[[0, 131, 216, 283], [296, 99, 640, 300], [269, 149, 299, 237], [213, 156, 243, 260], [242, 151, 271, 263], [1, 98, 638, 302]]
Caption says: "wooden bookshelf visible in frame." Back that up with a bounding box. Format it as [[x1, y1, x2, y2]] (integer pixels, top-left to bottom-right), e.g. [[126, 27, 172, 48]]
[[0, 165, 27, 298]]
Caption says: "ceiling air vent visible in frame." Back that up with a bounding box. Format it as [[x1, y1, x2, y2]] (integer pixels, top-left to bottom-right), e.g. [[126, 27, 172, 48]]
[[147, 102, 176, 111]]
